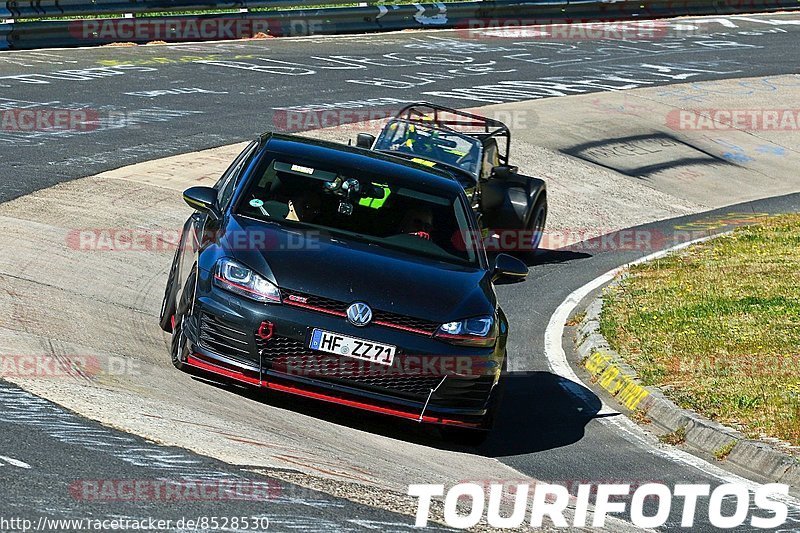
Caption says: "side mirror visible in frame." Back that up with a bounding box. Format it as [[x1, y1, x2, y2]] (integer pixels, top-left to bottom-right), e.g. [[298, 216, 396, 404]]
[[491, 165, 518, 180], [492, 253, 528, 281], [356, 133, 375, 149], [183, 186, 220, 220]]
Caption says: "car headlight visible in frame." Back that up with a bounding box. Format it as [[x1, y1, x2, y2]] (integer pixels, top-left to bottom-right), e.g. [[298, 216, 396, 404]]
[[213, 258, 281, 303], [435, 315, 497, 347]]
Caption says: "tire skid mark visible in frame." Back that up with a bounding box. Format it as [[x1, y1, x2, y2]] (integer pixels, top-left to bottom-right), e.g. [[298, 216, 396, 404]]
[[140, 412, 297, 452], [273, 454, 379, 486]]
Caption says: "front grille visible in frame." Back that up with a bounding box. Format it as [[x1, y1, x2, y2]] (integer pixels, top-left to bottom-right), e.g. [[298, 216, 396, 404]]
[[283, 291, 348, 315], [258, 335, 442, 397], [282, 289, 439, 335], [259, 334, 309, 358], [199, 312, 252, 361], [372, 310, 439, 335], [258, 334, 491, 403]]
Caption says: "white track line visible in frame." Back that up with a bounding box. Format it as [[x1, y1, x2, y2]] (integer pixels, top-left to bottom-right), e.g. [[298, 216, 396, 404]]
[[543, 233, 800, 509], [0, 454, 32, 469]]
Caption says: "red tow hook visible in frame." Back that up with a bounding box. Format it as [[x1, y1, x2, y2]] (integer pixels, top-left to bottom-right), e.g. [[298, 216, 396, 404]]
[[257, 321, 274, 341]]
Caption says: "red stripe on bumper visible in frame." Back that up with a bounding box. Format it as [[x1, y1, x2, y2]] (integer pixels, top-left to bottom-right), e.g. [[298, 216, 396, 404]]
[[262, 379, 482, 428], [186, 353, 481, 428], [186, 354, 261, 386]]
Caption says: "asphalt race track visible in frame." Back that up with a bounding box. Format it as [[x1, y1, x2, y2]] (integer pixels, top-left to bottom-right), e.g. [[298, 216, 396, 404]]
[[1, 12, 800, 532], [0, 14, 799, 203], [0, 382, 440, 531]]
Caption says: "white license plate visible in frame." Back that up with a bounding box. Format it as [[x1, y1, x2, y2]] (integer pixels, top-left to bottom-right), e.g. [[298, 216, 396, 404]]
[[309, 328, 395, 366]]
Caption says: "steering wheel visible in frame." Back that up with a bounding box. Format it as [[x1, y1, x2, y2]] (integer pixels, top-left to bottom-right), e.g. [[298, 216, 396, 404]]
[[407, 231, 431, 240]]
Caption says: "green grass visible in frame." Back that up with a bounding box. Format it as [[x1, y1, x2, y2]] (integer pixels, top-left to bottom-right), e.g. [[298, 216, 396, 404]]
[[566, 310, 586, 327], [713, 440, 737, 461], [601, 214, 800, 448], [659, 426, 687, 446]]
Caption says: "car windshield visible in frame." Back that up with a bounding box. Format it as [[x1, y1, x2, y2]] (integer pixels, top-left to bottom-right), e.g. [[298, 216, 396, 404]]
[[236, 156, 479, 265], [373, 120, 482, 176]]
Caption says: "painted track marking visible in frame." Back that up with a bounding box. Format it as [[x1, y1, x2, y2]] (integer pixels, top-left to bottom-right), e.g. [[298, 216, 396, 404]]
[[0, 454, 32, 468]]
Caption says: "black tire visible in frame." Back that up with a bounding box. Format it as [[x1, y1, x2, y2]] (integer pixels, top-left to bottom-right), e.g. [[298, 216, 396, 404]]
[[440, 355, 506, 447], [170, 317, 189, 371], [159, 250, 180, 333], [169, 265, 197, 371], [522, 196, 547, 257]]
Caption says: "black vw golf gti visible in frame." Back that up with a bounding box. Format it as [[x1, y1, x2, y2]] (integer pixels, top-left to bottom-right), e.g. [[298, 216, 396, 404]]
[[160, 133, 527, 435]]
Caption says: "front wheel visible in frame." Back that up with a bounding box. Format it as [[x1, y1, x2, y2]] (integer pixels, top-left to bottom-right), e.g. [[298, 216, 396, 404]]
[[159, 250, 180, 332], [523, 196, 547, 256], [170, 317, 189, 371], [441, 356, 506, 447], [170, 265, 198, 371]]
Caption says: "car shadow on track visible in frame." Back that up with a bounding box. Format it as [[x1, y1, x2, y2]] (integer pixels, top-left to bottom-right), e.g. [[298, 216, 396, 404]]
[[525, 249, 592, 267], [478, 371, 601, 456], [487, 249, 591, 271], [192, 370, 602, 456]]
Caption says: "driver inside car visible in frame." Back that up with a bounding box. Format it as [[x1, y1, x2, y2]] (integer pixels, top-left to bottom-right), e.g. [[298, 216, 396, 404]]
[[400, 124, 443, 160], [286, 189, 322, 223], [399, 206, 434, 240]]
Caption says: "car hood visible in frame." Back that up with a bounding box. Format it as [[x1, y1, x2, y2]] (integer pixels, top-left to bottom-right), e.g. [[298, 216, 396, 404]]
[[227, 215, 494, 323]]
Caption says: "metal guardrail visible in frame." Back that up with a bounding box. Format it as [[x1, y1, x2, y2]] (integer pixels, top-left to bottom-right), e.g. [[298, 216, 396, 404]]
[[3, 0, 799, 49], [4, 0, 352, 18]]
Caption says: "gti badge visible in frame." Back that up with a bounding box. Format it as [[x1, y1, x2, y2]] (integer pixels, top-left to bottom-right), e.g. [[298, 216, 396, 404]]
[[347, 302, 372, 327]]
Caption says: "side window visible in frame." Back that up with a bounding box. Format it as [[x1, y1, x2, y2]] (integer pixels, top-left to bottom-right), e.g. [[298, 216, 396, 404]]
[[216, 141, 258, 209]]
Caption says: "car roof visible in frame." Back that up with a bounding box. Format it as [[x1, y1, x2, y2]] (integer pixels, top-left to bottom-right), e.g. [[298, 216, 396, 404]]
[[260, 132, 465, 196]]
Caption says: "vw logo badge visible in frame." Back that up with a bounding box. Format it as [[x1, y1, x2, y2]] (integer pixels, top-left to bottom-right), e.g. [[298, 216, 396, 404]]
[[347, 302, 372, 327]]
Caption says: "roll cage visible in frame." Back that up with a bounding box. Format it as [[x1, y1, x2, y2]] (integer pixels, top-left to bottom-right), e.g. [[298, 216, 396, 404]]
[[391, 102, 511, 166]]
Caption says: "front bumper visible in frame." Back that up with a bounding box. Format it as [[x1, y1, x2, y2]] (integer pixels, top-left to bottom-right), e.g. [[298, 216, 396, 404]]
[[181, 276, 504, 429]]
